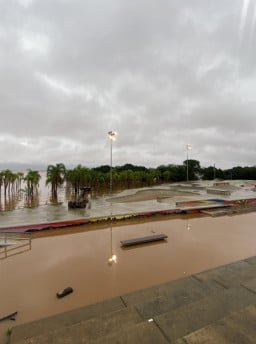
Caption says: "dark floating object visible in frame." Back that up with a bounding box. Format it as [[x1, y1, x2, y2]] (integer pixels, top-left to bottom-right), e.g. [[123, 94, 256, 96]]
[[0, 311, 18, 322], [68, 200, 88, 209], [121, 234, 168, 247], [56, 287, 73, 299], [68, 187, 91, 209]]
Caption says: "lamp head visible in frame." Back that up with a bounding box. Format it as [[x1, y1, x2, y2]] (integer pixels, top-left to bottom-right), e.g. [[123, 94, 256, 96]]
[[108, 131, 118, 141]]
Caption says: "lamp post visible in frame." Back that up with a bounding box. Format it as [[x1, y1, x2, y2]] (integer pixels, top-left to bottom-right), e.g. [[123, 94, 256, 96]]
[[108, 131, 117, 194], [186, 144, 192, 182]]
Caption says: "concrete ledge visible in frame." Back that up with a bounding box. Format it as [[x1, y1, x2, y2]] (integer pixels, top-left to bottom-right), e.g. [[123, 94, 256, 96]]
[[154, 286, 256, 342], [11, 296, 125, 342], [182, 304, 256, 344]]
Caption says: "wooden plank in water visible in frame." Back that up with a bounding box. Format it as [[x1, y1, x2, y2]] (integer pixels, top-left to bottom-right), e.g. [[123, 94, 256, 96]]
[[120, 234, 168, 247]]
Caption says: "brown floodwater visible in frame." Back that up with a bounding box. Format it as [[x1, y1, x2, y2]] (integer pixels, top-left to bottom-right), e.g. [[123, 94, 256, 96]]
[[1, 212, 256, 334]]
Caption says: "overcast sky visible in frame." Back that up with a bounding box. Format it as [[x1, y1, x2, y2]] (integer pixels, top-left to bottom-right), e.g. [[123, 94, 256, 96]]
[[0, 0, 255, 169]]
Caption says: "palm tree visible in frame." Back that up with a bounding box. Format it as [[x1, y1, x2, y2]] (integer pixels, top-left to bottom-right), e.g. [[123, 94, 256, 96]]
[[16, 172, 24, 192], [65, 165, 91, 196], [46, 163, 66, 200], [2, 169, 13, 196], [0, 171, 3, 195], [23, 170, 41, 196]]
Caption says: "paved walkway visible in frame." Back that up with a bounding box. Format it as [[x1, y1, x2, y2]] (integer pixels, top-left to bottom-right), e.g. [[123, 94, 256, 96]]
[[5, 255, 256, 343]]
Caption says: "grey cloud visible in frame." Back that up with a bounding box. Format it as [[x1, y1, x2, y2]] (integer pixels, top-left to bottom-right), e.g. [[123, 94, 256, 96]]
[[0, 0, 255, 168]]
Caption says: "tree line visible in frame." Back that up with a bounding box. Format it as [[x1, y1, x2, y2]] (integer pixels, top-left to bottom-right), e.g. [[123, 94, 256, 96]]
[[1, 160, 256, 203]]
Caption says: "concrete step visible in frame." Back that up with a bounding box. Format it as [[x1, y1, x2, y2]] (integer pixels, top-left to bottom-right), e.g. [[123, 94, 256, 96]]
[[14, 306, 143, 344], [88, 320, 169, 344], [121, 275, 221, 307], [243, 277, 256, 293], [153, 285, 256, 342], [195, 258, 256, 288], [11, 296, 125, 343], [180, 303, 256, 344], [245, 256, 256, 265], [194, 259, 249, 283], [134, 279, 222, 320]]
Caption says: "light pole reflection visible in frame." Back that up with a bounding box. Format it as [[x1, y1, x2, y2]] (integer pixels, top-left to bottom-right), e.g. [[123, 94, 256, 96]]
[[107, 131, 118, 265]]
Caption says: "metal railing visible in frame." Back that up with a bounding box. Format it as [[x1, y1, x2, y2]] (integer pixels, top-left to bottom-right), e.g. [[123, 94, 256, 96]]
[[0, 232, 32, 260]]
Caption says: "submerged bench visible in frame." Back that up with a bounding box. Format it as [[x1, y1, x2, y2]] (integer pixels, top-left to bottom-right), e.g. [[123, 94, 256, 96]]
[[120, 234, 168, 247]]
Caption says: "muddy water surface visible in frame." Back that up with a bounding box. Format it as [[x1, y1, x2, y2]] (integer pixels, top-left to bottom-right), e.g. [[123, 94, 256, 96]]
[[1, 212, 256, 334]]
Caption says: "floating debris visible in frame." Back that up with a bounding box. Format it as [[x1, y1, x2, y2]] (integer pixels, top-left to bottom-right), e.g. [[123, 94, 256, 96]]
[[56, 287, 73, 299]]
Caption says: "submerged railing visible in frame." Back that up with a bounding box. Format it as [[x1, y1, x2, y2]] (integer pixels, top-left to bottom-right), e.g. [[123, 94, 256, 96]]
[[0, 232, 32, 260]]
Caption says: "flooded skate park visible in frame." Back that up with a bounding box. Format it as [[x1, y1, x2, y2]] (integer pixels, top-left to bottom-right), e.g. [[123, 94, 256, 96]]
[[1, 179, 256, 334]]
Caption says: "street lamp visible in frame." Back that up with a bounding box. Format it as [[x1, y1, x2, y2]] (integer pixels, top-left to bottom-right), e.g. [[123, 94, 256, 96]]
[[108, 131, 117, 194], [186, 144, 192, 182]]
